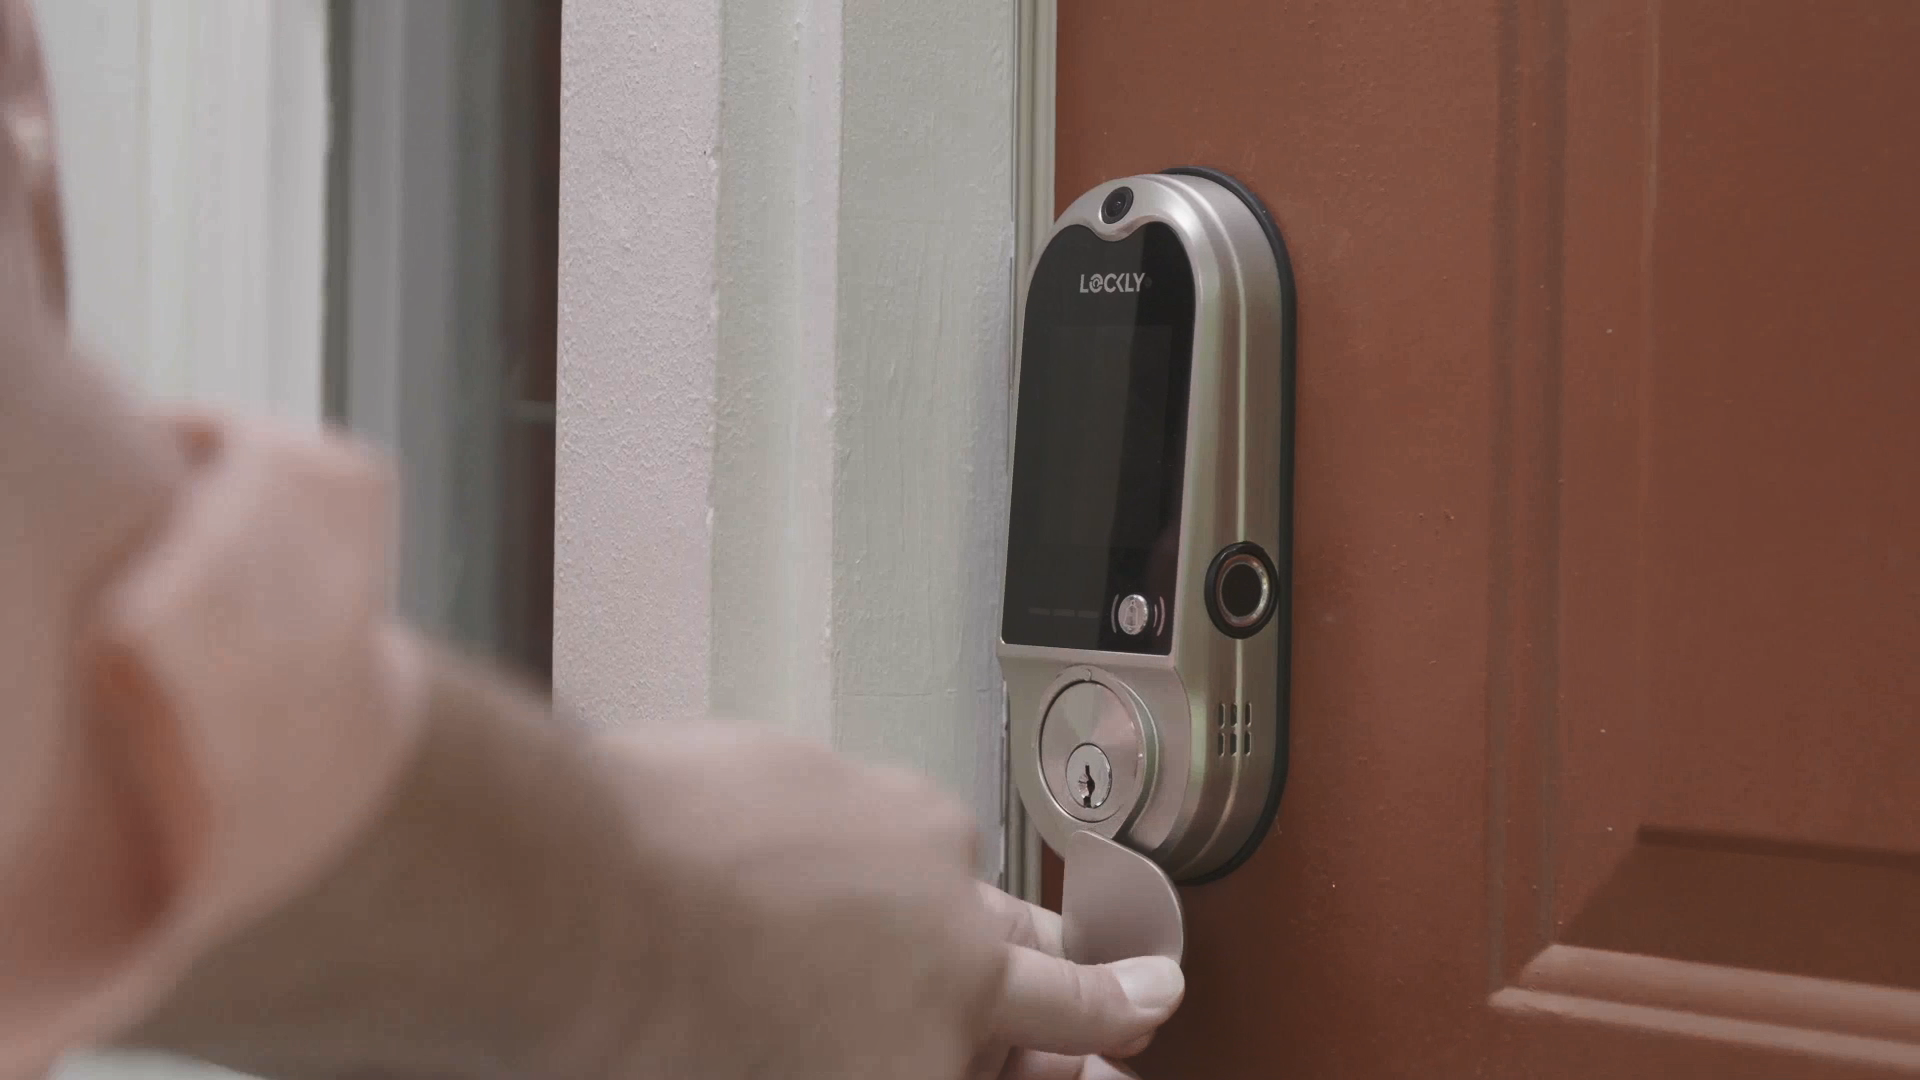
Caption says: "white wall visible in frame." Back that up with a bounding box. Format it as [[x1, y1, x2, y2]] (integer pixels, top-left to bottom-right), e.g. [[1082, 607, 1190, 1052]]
[[33, 3, 328, 1076], [557, 0, 1015, 857]]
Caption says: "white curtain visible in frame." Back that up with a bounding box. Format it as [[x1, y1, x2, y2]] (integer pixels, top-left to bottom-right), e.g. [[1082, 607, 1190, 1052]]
[[33, 0, 328, 421]]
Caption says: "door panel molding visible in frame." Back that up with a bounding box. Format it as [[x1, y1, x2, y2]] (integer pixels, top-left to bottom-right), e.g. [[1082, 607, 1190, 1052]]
[[1485, 0, 1574, 989], [1496, 946, 1920, 1072], [1490, 0, 1920, 1066]]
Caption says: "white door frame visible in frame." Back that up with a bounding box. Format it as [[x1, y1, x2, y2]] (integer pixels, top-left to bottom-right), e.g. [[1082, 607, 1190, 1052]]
[[558, 0, 1043, 887], [1002, 0, 1056, 903]]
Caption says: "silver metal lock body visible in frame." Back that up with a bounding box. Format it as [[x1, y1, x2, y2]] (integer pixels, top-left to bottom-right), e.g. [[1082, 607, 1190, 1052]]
[[1000, 171, 1292, 883]]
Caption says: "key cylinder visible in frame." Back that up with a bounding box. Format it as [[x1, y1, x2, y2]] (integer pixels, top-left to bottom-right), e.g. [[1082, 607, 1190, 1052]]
[[1037, 676, 1148, 824]]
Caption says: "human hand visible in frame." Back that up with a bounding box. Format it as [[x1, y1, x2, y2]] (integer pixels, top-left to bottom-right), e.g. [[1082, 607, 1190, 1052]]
[[972, 881, 1183, 1079], [585, 727, 1182, 1080]]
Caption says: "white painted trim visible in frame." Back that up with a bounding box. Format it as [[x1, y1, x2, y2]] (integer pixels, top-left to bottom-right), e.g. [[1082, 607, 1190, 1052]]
[[35, 0, 329, 424], [556, 0, 722, 729], [822, 0, 1017, 878], [559, 0, 1020, 876], [1002, 0, 1056, 902], [1015, 0, 1059, 273], [708, 0, 841, 744]]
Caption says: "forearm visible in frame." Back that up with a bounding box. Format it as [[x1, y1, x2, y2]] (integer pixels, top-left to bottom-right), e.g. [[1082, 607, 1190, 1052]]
[[117, 643, 655, 1080]]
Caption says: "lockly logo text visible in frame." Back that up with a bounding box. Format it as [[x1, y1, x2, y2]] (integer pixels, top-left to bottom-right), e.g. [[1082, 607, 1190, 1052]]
[[1078, 272, 1149, 294]]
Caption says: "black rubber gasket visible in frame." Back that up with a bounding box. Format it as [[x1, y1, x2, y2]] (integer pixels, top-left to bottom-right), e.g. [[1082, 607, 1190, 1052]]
[[1161, 166, 1297, 887]]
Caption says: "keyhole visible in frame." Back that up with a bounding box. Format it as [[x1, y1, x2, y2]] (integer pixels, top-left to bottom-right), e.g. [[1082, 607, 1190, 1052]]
[[1060, 742, 1113, 817]]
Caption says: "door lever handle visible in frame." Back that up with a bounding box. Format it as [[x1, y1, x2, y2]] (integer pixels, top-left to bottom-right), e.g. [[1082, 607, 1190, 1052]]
[[1060, 830, 1185, 966]]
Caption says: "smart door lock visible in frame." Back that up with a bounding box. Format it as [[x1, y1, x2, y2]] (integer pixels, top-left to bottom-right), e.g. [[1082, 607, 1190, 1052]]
[[1000, 168, 1295, 909]]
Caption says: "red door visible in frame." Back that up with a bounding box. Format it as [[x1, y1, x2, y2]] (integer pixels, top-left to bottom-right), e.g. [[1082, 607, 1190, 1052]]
[[1050, 2, 1920, 1074]]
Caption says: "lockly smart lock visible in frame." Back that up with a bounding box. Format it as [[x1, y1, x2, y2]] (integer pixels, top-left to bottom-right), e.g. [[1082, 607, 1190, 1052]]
[[1000, 167, 1295, 932]]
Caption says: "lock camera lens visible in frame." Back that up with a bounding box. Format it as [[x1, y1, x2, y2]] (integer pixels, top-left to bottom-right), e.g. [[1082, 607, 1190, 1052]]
[[1100, 186, 1133, 223]]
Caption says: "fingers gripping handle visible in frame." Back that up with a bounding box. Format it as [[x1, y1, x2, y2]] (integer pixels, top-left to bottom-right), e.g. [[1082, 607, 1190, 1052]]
[[1060, 831, 1185, 966]]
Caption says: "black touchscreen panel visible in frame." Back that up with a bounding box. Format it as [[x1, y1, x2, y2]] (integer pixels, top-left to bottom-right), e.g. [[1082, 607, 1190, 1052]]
[[1001, 222, 1195, 654]]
